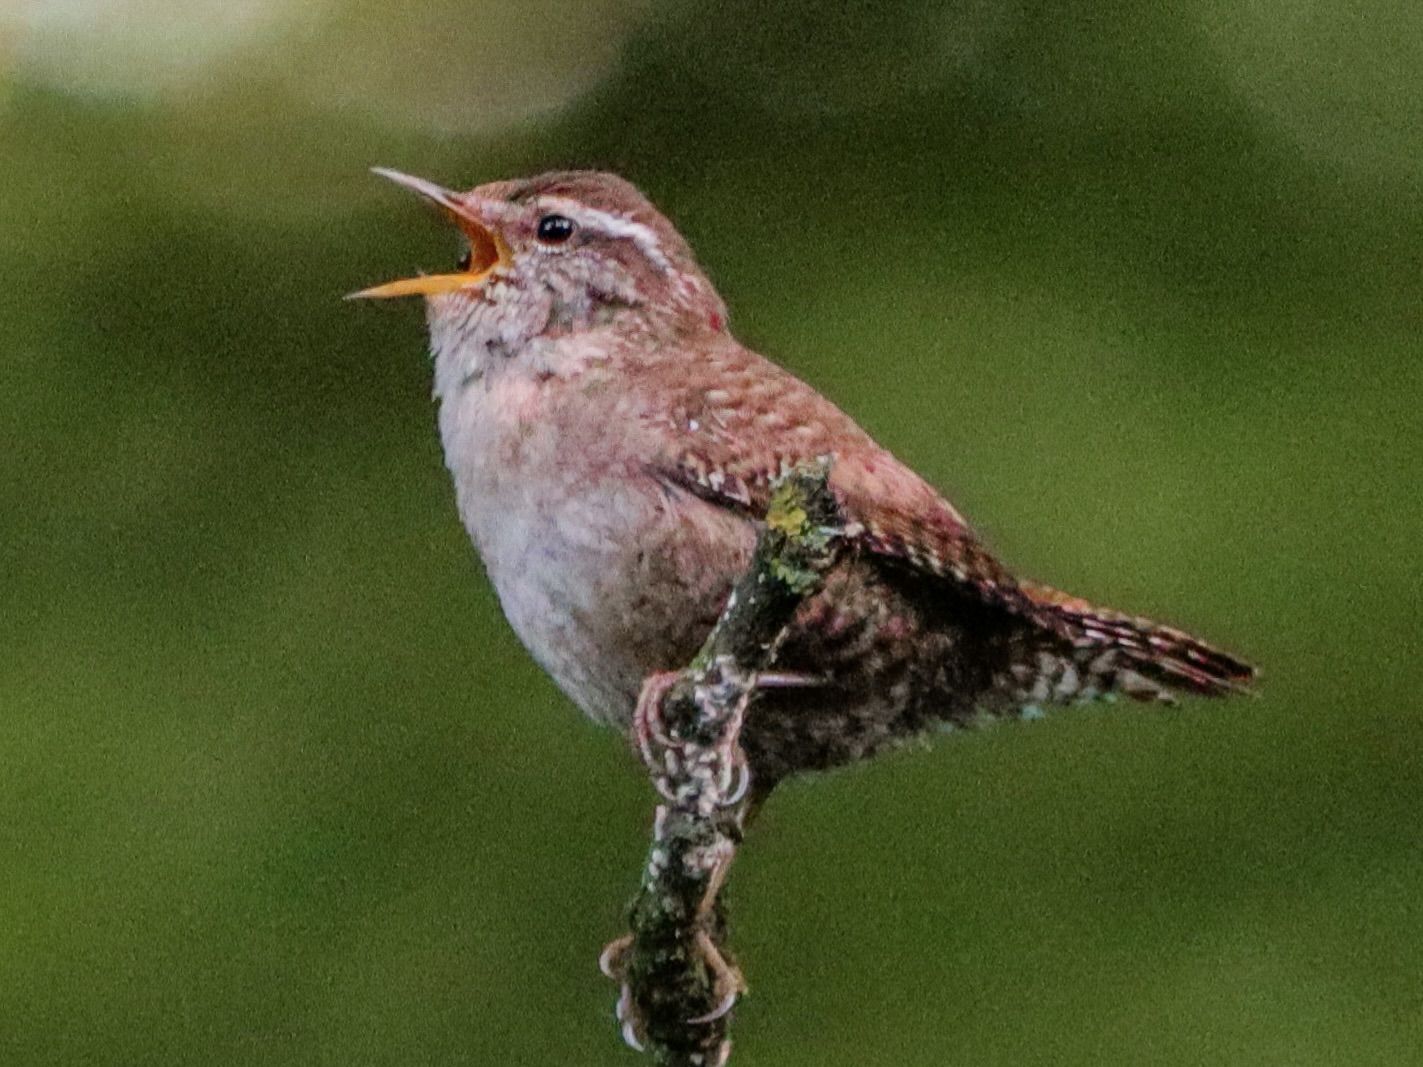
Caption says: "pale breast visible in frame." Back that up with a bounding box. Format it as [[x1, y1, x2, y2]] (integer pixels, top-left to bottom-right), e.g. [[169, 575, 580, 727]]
[[436, 360, 755, 729]]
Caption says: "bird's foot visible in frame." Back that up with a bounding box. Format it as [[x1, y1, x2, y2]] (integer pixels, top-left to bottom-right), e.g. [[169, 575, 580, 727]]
[[632, 670, 682, 779], [686, 929, 746, 1025], [598, 935, 647, 1052], [598, 928, 744, 1058]]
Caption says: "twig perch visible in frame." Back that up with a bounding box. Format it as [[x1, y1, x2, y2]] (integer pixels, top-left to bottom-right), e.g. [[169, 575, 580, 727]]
[[600, 460, 844, 1066]]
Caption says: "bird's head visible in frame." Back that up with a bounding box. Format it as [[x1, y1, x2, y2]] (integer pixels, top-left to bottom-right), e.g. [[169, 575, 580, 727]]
[[352, 169, 727, 374]]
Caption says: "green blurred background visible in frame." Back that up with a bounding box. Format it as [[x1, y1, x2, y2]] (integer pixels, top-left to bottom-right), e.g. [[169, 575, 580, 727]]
[[3, 1, 1421, 1063]]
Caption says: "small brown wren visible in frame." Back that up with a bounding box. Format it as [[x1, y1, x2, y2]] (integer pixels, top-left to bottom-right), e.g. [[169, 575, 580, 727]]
[[354, 168, 1255, 793]]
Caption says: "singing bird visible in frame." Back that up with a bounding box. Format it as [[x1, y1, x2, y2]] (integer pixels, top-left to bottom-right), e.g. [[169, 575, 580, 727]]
[[354, 168, 1255, 796]]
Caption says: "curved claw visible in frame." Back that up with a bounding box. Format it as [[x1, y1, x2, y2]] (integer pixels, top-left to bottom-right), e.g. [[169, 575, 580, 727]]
[[687, 985, 740, 1025], [721, 758, 751, 807], [615, 983, 646, 1051], [686, 928, 746, 1026], [599, 934, 633, 981], [620, 1018, 646, 1053]]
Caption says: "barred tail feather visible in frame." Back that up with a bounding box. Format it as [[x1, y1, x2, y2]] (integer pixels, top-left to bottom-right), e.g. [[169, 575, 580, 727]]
[[1017, 581, 1256, 705]]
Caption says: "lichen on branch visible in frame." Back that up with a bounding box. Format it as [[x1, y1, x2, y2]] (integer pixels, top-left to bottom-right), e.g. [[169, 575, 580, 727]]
[[601, 459, 843, 1066]]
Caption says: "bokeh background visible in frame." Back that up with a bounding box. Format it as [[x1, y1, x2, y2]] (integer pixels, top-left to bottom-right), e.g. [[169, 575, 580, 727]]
[[3, 1, 1421, 1063]]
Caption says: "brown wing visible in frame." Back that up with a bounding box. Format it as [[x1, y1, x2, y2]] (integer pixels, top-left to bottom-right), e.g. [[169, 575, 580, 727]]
[[640, 337, 1256, 711], [640, 336, 1035, 618]]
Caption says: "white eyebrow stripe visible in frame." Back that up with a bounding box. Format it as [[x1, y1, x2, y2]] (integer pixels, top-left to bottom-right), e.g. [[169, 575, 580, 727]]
[[540, 196, 673, 274]]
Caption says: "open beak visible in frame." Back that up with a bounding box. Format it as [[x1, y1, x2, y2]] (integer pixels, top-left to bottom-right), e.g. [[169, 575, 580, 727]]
[[348, 168, 513, 300]]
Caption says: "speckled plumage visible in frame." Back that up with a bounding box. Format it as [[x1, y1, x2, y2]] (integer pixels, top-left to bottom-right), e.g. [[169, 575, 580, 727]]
[[361, 169, 1255, 791]]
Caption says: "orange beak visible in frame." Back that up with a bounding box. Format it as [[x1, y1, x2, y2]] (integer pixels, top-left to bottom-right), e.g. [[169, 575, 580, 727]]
[[348, 168, 513, 300]]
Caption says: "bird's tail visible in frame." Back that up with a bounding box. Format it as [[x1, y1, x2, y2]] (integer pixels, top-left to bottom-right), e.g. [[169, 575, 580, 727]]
[[1008, 581, 1256, 707]]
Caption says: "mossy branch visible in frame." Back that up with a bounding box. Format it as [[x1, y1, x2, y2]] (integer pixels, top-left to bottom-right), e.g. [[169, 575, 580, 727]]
[[600, 460, 843, 1066]]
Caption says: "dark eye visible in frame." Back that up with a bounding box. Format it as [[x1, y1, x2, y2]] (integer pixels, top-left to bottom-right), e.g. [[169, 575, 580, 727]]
[[456, 247, 472, 272], [536, 214, 575, 245]]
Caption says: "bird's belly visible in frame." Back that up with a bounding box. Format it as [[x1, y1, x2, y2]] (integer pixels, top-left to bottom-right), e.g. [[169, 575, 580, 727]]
[[458, 467, 755, 730]]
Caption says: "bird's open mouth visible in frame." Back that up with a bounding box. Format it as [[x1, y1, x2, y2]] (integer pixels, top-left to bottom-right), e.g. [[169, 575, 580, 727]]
[[348, 168, 512, 300]]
